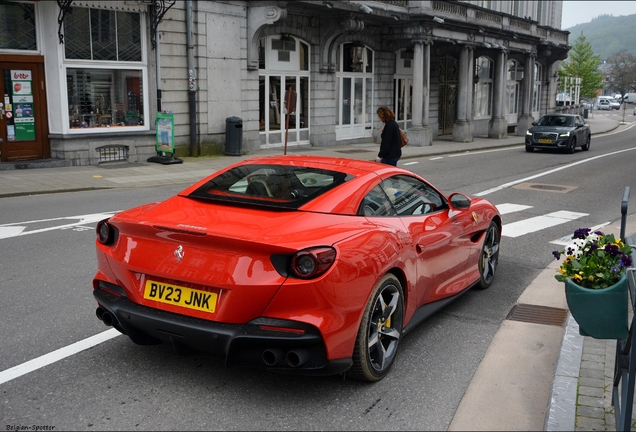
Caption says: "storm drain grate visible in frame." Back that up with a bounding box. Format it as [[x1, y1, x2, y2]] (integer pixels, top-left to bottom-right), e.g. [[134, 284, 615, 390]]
[[506, 304, 568, 327]]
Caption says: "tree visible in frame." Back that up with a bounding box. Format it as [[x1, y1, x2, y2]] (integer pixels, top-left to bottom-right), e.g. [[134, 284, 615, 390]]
[[606, 50, 636, 100], [559, 33, 604, 99]]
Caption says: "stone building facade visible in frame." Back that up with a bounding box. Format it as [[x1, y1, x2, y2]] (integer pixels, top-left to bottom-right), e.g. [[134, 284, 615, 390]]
[[0, 0, 569, 166]]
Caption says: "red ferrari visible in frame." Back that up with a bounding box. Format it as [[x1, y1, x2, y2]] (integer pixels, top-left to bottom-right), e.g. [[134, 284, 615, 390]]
[[93, 156, 501, 381]]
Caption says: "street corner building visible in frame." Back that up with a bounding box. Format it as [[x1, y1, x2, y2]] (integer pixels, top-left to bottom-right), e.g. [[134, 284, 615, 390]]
[[0, 0, 570, 167]]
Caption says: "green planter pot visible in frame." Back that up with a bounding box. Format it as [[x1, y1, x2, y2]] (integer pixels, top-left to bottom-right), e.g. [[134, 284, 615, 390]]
[[565, 273, 629, 340]]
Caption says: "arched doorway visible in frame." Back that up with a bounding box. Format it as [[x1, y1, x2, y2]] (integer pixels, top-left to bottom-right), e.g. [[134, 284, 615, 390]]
[[335, 43, 374, 141], [258, 35, 310, 148], [437, 54, 459, 136]]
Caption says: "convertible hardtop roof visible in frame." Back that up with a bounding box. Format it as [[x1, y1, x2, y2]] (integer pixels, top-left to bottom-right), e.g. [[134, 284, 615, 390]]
[[176, 155, 414, 214]]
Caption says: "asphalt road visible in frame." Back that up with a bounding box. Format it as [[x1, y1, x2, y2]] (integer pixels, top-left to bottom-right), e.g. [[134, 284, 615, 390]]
[[2, 124, 636, 430]]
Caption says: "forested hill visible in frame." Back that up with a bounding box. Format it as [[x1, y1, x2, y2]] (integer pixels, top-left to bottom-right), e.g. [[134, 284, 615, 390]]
[[565, 14, 636, 61]]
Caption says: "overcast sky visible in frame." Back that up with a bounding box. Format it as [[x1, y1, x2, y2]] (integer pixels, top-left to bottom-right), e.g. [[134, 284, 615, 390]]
[[561, 1, 636, 29]]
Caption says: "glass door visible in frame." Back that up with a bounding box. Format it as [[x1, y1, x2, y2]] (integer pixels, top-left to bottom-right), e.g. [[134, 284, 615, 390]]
[[336, 43, 374, 141], [0, 60, 48, 162]]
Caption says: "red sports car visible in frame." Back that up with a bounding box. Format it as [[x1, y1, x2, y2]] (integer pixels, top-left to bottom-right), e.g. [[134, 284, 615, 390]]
[[93, 156, 501, 381]]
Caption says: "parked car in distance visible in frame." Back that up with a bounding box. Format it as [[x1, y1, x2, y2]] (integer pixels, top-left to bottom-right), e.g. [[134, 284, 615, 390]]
[[92, 155, 502, 381], [525, 114, 591, 153], [597, 96, 620, 110], [624, 93, 636, 104]]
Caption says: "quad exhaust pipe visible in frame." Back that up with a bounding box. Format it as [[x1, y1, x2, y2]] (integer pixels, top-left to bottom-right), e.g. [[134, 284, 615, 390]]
[[96, 306, 116, 327], [261, 348, 309, 367]]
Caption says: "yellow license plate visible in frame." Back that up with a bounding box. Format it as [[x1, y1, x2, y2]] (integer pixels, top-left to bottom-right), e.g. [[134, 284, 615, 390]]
[[144, 280, 217, 313], [539, 138, 553, 143]]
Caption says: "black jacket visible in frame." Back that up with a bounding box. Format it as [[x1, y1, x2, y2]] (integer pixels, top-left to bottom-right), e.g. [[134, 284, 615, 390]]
[[378, 120, 402, 160]]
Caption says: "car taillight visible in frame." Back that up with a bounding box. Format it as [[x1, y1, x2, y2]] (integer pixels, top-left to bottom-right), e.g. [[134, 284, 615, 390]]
[[290, 247, 336, 279], [96, 218, 117, 245]]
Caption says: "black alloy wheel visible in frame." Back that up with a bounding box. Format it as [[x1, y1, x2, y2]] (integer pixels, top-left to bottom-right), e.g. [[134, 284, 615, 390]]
[[567, 137, 577, 154], [477, 221, 500, 289], [582, 134, 591, 151], [349, 274, 404, 382]]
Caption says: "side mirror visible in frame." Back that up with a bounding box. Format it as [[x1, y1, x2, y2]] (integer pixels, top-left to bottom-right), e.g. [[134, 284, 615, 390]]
[[449, 193, 471, 210], [531, 122, 537, 126]]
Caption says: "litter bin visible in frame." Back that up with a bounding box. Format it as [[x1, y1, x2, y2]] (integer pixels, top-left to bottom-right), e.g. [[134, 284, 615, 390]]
[[583, 108, 589, 119], [225, 116, 243, 156]]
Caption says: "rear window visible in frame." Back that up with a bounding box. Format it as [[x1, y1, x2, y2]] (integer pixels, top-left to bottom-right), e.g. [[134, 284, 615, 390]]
[[187, 164, 353, 209]]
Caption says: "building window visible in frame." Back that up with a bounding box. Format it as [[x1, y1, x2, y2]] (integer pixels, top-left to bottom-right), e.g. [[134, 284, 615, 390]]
[[394, 49, 413, 130], [0, 2, 36, 51], [533, 63, 542, 112], [64, 8, 141, 61], [474, 56, 493, 118], [63, 7, 146, 132], [506, 60, 522, 115]]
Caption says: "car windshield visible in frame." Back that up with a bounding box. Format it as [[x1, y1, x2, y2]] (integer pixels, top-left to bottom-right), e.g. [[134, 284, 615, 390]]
[[187, 164, 353, 209], [536, 116, 574, 127]]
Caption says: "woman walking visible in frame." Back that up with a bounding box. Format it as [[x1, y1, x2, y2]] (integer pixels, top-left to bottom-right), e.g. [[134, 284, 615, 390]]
[[375, 106, 401, 166]]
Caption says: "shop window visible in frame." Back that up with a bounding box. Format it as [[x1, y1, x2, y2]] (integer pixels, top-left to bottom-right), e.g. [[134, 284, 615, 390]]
[[63, 6, 145, 132], [66, 68, 144, 129], [0, 2, 36, 51]]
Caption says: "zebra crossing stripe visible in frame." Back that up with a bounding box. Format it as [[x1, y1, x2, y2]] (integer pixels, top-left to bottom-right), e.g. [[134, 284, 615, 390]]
[[549, 222, 611, 245], [502, 210, 588, 238], [495, 203, 532, 215]]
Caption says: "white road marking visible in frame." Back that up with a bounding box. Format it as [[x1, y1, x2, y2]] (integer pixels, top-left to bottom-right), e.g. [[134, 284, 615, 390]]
[[502, 210, 588, 238], [429, 157, 443, 160], [0, 226, 26, 239], [549, 222, 611, 245], [496, 203, 533, 215], [475, 146, 636, 196], [402, 161, 419, 166], [0, 329, 121, 386], [0, 212, 118, 239], [449, 146, 523, 157]]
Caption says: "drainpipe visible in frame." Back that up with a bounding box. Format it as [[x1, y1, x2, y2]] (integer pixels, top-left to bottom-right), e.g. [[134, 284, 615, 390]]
[[156, 28, 162, 112], [186, 0, 198, 156]]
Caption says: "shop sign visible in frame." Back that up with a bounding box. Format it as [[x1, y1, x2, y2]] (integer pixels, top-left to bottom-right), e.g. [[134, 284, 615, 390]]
[[11, 70, 35, 141]]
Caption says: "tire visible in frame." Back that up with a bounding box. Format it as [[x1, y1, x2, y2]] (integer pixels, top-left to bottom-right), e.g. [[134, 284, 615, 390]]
[[525, 145, 534, 152], [477, 221, 500, 290], [582, 134, 591, 151], [348, 274, 404, 382], [567, 137, 576, 154]]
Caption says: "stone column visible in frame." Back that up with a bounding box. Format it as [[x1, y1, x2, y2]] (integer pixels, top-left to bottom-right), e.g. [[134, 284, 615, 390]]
[[488, 49, 508, 139], [408, 39, 433, 146], [517, 52, 536, 135], [453, 45, 471, 142]]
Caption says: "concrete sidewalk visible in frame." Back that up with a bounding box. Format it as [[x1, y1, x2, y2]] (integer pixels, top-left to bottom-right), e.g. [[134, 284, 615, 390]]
[[0, 114, 631, 431]]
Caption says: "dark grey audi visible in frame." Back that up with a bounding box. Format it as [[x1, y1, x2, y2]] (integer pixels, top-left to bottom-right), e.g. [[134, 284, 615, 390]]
[[525, 114, 591, 153]]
